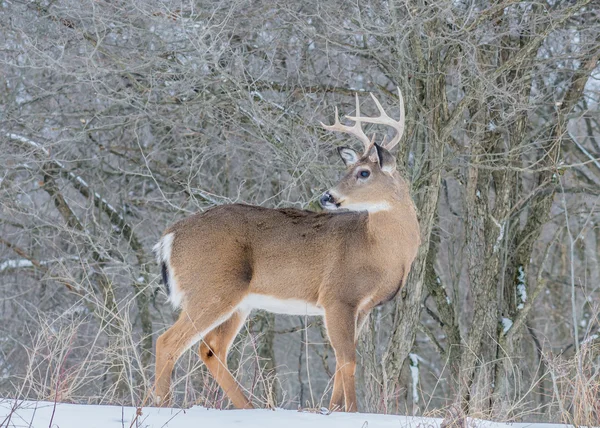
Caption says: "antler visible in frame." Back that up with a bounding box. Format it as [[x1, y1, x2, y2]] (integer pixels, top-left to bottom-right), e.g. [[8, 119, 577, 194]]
[[320, 93, 372, 154], [344, 87, 405, 151]]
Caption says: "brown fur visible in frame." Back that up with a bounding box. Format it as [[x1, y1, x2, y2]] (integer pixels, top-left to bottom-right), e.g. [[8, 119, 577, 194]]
[[154, 152, 420, 412], [155, 92, 419, 412]]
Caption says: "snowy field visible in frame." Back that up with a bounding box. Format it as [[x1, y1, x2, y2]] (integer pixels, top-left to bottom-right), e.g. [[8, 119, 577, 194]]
[[0, 399, 579, 428]]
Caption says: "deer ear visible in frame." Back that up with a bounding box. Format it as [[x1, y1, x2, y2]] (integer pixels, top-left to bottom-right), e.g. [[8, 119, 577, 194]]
[[337, 146, 360, 167], [374, 143, 396, 174]]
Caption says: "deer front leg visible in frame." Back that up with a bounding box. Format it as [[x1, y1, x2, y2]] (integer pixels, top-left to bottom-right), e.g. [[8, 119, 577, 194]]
[[329, 370, 344, 411], [330, 308, 368, 411], [325, 304, 358, 412]]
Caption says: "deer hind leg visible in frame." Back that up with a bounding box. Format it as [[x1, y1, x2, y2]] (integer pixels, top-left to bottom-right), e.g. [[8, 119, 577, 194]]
[[325, 304, 358, 412], [199, 309, 253, 409], [355, 310, 369, 344], [154, 301, 242, 406]]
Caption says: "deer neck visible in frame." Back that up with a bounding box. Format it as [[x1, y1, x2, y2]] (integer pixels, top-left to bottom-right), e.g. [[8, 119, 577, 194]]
[[365, 196, 419, 241]]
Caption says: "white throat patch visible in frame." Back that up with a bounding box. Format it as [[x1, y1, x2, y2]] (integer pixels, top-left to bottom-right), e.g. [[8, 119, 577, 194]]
[[342, 201, 391, 213]]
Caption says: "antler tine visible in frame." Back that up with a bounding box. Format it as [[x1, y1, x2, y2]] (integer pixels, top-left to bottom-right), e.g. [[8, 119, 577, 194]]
[[320, 94, 372, 153], [366, 132, 377, 155], [345, 87, 405, 151], [393, 87, 406, 150]]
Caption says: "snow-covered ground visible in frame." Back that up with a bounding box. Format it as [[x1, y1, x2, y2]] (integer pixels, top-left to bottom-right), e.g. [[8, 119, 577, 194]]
[[0, 399, 575, 428]]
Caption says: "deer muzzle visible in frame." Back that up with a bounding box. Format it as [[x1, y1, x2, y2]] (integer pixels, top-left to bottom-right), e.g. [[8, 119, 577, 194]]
[[320, 192, 339, 210]]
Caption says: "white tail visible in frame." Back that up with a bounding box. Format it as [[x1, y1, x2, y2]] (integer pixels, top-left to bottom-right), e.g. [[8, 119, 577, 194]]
[[154, 89, 420, 412]]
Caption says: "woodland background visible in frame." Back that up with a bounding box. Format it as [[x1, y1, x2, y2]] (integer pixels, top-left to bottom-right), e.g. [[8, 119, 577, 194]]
[[1, 0, 599, 424]]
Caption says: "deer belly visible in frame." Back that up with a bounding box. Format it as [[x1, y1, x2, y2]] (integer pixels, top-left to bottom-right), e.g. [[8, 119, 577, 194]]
[[240, 293, 324, 316]]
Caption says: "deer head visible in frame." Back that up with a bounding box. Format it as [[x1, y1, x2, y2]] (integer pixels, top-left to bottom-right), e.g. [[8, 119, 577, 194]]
[[319, 88, 407, 214]]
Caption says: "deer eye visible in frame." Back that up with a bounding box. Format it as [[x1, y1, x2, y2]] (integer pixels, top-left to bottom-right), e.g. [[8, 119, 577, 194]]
[[359, 170, 370, 178]]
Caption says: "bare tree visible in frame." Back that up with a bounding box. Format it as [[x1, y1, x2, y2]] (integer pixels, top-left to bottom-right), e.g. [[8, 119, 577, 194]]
[[1, 0, 598, 422]]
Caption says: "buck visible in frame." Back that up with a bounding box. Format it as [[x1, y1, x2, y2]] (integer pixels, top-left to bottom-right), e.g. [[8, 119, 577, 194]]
[[153, 89, 420, 412]]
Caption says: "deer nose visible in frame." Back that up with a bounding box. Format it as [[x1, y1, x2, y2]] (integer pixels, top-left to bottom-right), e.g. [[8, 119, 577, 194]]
[[320, 192, 335, 207]]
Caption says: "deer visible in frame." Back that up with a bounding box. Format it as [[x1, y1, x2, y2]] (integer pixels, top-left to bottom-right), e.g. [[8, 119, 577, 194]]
[[153, 88, 420, 412]]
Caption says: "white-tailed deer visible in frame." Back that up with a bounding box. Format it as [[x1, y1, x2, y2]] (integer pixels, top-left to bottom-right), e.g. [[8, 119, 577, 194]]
[[153, 89, 420, 412]]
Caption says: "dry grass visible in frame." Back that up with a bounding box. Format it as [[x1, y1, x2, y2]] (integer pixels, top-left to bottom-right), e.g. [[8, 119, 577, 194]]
[[1, 302, 598, 427]]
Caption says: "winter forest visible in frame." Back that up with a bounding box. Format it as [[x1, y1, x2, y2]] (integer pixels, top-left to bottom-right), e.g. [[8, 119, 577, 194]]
[[1, 0, 599, 425]]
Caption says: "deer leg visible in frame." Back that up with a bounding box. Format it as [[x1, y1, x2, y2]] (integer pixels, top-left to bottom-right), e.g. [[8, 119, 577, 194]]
[[155, 303, 240, 406], [355, 310, 369, 344], [330, 309, 367, 411], [199, 309, 253, 409], [329, 370, 344, 411], [325, 304, 358, 412]]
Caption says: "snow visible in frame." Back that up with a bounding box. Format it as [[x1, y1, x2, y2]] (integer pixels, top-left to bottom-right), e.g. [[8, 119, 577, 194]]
[[581, 333, 599, 346], [502, 317, 513, 333], [62, 305, 88, 317], [0, 256, 79, 272], [0, 259, 34, 271], [94, 192, 121, 220], [0, 399, 580, 428], [6, 133, 50, 157], [2, 399, 443, 428], [408, 353, 420, 405], [75, 175, 89, 188], [492, 217, 505, 253]]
